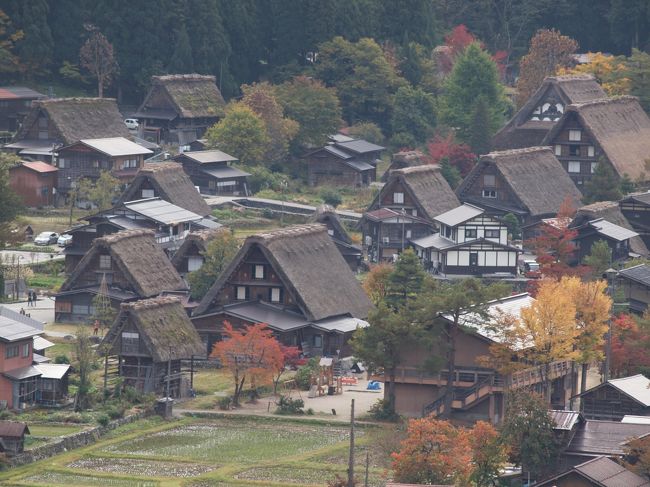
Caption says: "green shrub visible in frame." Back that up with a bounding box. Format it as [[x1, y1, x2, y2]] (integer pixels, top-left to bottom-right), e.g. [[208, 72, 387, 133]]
[[319, 188, 342, 208], [96, 414, 110, 427], [54, 355, 70, 364], [218, 396, 232, 410], [306, 408, 315, 415], [105, 405, 125, 420], [294, 357, 320, 390], [368, 398, 399, 422], [0, 410, 13, 420], [275, 395, 305, 415]]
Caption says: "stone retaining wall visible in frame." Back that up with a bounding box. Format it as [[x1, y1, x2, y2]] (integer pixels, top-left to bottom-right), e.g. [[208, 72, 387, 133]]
[[10, 412, 147, 467]]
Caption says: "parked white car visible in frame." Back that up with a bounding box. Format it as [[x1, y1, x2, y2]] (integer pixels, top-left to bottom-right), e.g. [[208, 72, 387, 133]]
[[124, 118, 139, 130], [57, 234, 73, 247], [34, 232, 59, 246]]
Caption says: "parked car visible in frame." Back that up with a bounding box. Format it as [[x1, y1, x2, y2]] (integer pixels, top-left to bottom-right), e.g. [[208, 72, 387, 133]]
[[518, 258, 541, 279], [34, 232, 59, 246], [124, 118, 139, 130], [57, 234, 73, 247]]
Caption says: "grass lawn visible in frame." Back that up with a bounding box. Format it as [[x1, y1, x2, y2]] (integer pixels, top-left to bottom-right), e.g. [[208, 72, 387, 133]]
[[28, 424, 87, 437], [0, 416, 394, 487]]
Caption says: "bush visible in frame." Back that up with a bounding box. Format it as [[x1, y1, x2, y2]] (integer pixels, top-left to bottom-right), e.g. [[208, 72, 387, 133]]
[[295, 357, 320, 390], [218, 396, 232, 410], [0, 410, 13, 420], [96, 413, 110, 427], [368, 398, 399, 422], [105, 405, 125, 420], [320, 188, 342, 207], [54, 354, 70, 364], [306, 408, 315, 415], [275, 395, 305, 415]]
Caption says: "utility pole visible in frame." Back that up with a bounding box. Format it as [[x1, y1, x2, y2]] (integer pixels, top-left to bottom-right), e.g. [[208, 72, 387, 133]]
[[348, 398, 355, 487], [166, 346, 172, 399]]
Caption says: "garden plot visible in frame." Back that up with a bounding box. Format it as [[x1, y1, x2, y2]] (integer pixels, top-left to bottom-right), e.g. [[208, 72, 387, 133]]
[[101, 420, 354, 463], [19, 471, 158, 487], [235, 465, 388, 486], [68, 457, 215, 478]]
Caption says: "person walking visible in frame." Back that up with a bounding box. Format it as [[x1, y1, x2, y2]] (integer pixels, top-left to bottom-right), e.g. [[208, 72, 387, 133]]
[[26, 291, 32, 308], [93, 320, 100, 336], [19, 308, 25, 315], [30, 290, 37, 306]]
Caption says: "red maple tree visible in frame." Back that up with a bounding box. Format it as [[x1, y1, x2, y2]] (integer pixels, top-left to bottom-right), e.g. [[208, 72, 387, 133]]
[[424, 134, 477, 177], [610, 314, 650, 378]]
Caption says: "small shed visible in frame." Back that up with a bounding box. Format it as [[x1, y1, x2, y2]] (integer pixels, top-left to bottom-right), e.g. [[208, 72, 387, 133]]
[[8, 161, 58, 207], [578, 374, 650, 421], [536, 455, 650, 487], [0, 421, 29, 456]]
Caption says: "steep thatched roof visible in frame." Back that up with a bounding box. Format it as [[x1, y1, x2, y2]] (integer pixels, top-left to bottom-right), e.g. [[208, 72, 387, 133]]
[[104, 296, 203, 362], [309, 205, 353, 245], [118, 162, 211, 216], [570, 201, 649, 256], [148, 74, 225, 119], [16, 97, 129, 145], [61, 230, 187, 297], [458, 147, 583, 218], [194, 224, 373, 320], [543, 96, 650, 181], [381, 150, 425, 181], [493, 75, 606, 150], [370, 165, 459, 221], [171, 228, 230, 268]]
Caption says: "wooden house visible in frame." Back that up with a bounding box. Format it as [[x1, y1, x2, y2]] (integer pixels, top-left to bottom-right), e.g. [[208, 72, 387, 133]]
[[5, 97, 130, 162], [134, 74, 225, 145], [410, 203, 520, 276], [492, 75, 606, 150], [617, 264, 650, 314], [542, 96, 650, 188], [56, 137, 152, 198], [620, 192, 650, 249], [0, 86, 46, 133], [0, 307, 69, 410], [118, 162, 212, 217], [578, 374, 650, 421], [8, 161, 57, 207], [171, 228, 230, 278], [383, 293, 574, 422], [192, 224, 373, 358], [172, 150, 250, 196], [537, 455, 650, 487], [309, 205, 362, 272], [0, 422, 29, 456], [362, 165, 460, 263], [304, 138, 384, 187], [569, 201, 648, 261], [55, 230, 188, 323], [456, 147, 583, 229], [102, 296, 204, 397]]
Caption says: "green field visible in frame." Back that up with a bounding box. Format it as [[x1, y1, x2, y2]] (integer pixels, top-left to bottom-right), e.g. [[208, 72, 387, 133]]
[[1, 416, 394, 487]]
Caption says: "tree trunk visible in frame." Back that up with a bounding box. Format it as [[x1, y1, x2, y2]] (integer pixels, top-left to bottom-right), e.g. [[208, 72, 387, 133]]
[[580, 362, 588, 394], [443, 323, 457, 418], [569, 361, 577, 410], [388, 367, 396, 413], [98, 78, 103, 98], [233, 374, 245, 406], [544, 363, 552, 404]]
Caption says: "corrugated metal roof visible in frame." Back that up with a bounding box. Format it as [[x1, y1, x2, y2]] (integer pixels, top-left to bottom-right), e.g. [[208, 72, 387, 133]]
[[77, 137, 153, 157], [32, 353, 50, 364], [19, 161, 58, 173], [223, 302, 309, 332], [568, 420, 650, 455], [572, 456, 649, 487], [0, 307, 44, 331], [329, 134, 355, 143], [342, 159, 374, 171], [410, 233, 456, 250], [195, 218, 222, 230], [608, 374, 650, 406], [201, 166, 251, 179], [323, 145, 353, 159], [106, 216, 149, 230], [313, 316, 369, 333], [183, 150, 237, 164], [550, 410, 583, 430], [33, 336, 54, 351], [124, 198, 203, 225], [0, 311, 43, 342], [618, 264, 650, 287], [435, 203, 484, 227], [335, 139, 385, 154], [590, 218, 638, 241], [35, 363, 70, 380], [0, 86, 45, 99], [622, 415, 650, 424], [3, 365, 42, 380]]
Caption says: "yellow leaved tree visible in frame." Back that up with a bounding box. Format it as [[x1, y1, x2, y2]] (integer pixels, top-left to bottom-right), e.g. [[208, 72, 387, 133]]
[[558, 52, 630, 96]]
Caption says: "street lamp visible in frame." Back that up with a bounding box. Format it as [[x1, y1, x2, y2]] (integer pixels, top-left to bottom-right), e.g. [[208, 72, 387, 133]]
[[603, 267, 618, 382]]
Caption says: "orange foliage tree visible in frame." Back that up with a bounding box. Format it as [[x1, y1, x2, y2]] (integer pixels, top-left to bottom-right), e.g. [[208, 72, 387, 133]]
[[526, 219, 584, 282], [362, 263, 393, 305], [391, 417, 506, 486], [210, 322, 283, 405], [611, 313, 650, 378]]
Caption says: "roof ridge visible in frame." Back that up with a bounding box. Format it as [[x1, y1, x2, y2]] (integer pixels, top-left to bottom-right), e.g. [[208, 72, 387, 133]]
[[37, 97, 118, 105], [547, 74, 597, 82], [483, 146, 552, 159], [570, 95, 638, 109], [141, 162, 182, 172], [122, 296, 182, 311], [153, 74, 216, 82], [252, 223, 327, 242], [394, 164, 440, 175]]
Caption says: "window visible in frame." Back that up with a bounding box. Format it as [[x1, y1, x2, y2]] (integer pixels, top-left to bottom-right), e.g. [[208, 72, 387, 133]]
[[72, 304, 90, 315], [38, 116, 47, 128], [93, 160, 100, 168], [591, 162, 598, 174], [393, 192, 404, 204], [482, 189, 497, 198], [569, 145, 580, 156], [22, 343, 30, 358], [406, 229, 412, 239], [588, 146, 595, 157], [569, 129, 582, 141], [141, 189, 154, 198], [411, 209, 417, 217], [187, 256, 203, 272], [270, 287, 281, 303], [465, 229, 477, 239], [327, 229, 334, 236], [483, 174, 496, 187], [123, 158, 138, 169], [121, 332, 140, 354], [236, 286, 247, 300], [568, 161, 581, 173], [254, 265, 265, 280], [313, 335, 323, 348], [99, 254, 111, 269], [554, 145, 562, 156], [5, 345, 18, 359], [58, 158, 66, 168], [485, 229, 500, 239]]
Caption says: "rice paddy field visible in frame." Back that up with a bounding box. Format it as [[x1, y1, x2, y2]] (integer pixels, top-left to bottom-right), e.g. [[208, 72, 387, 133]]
[[0, 415, 396, 487]]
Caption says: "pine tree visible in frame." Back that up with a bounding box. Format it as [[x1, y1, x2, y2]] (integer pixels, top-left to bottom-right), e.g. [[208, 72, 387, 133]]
[[627, 48, 650, 113], [467, 97, 492, 156], [168, 22, 193, 73], [385, 248, 426, 309], [9, 0, 53, 75], [440, 159, 461, 189], [583, 160, 622, 204]]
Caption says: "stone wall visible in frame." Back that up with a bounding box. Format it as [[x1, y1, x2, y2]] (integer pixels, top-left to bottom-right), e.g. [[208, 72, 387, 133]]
[[10, 412, 147, 467]]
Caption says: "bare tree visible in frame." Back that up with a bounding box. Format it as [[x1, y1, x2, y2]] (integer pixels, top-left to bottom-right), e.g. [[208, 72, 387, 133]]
[[80, 25, 118, 98]]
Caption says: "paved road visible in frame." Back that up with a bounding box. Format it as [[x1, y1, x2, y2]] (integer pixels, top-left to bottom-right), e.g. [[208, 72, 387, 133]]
[[2, 297, 54, 331], [0, 249, 64, 264]]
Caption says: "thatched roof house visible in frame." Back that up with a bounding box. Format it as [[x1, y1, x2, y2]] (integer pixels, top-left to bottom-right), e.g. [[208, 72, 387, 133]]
[[104, 296, 204, 362], [570, 201, 649, 257], [456, 147, 583, 223], [543, 96, 650, 182], [171, 228, 231, 277], [381, 150, 426, 181], [493, 75, 606, 150], [11, 97, 129, 149], [56, 230, 187, 323], [309, 205, 361, 271], [118, 162, 212, 216], [368, 165, 460, 222], [134, 74, 225, 145]]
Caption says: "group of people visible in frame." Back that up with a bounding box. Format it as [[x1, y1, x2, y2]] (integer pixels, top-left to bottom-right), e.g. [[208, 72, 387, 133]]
[[26, 290, 38, 307]]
